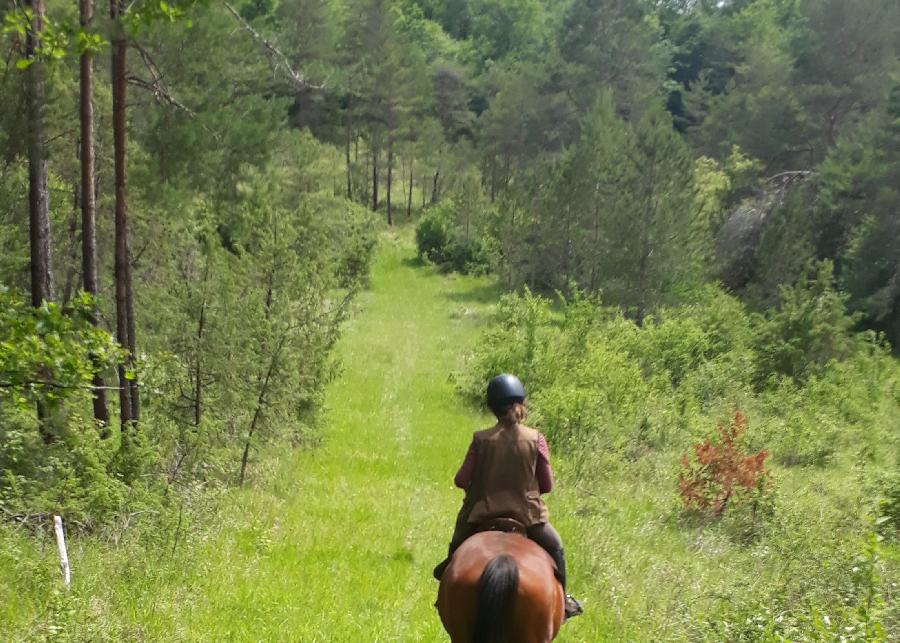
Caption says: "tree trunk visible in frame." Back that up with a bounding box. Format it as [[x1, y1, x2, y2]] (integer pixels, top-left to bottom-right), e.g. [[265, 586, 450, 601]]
[[635, 247, 649, 328], [386, 140, 393, 225], [111, 0, 136, 428], [371, 149, 378, 211], [239, 335, 285, 486], [421, 174, 426, 209], [345, 118, 352, 200], [80, 0, 109, 428], [24, 0, 53, 443], [489, 156, 496, 203], [362, 150, 369, 205], [407, 159, 413, 218], [25, 0, 53, 309], [60, 186, 79, 307], [431, 170, 440, 204], [193, 299, 205, 427]]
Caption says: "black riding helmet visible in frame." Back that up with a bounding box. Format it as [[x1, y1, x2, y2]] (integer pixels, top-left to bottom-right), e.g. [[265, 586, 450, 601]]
[[486, 374, 526, 412]]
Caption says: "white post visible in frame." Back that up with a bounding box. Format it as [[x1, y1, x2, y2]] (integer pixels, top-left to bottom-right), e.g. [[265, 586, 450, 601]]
[[53, 515, 70, 590]]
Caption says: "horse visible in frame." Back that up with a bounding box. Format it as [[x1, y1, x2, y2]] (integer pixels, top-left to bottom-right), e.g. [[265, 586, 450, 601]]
[[436, 529, 565, 643]]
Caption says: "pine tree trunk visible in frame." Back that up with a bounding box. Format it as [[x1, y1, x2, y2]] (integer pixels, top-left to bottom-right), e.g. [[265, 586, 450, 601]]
[[345, 119, 352, 200], [371, 149, 378, 211], [25, 0, 54, 443], [407, 159, 413, 218], [386, 139, 393, 225], [60, 187, 79, 306], [489, 156, 496, 203], [25, 0, 53, 309], [111, 0, 135, 428], [431, 170, 440, 204], [362, 151, 369, 205], [80, 0, 109, 428], [194, 299, 205, 427], [126, 259, 139, 422]]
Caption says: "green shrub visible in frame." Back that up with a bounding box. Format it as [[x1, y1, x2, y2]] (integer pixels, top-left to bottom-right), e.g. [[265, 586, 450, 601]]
[[753, 261, 862, 385], [877, 474, 900, 539], [415, 203, 454, 265], [414, 177, 498, 275]]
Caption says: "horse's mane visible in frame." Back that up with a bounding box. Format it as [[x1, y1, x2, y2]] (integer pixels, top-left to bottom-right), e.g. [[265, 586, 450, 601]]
[[473, 554, 519, 643]]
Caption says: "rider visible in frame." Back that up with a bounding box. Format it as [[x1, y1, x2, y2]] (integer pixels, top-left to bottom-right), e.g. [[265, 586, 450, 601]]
[[433, 374, 584, 620]]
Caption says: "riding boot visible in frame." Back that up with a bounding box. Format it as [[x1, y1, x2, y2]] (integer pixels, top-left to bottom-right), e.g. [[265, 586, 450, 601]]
[[548, 546, 567, 589], [549, 547, 583, 620], [433, 545, 456, 580]]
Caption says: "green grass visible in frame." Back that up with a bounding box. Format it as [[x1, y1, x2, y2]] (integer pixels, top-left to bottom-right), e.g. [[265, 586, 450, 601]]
[[2, 229, 897, 641]]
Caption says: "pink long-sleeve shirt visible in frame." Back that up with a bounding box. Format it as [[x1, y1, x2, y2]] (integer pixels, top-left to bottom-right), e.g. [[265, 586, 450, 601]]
[[453, 432, 554, 493]]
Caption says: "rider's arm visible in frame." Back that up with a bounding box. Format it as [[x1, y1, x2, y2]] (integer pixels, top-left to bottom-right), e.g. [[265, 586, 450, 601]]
[[537, 433, 553, 494], [454, 440, 477, 489]]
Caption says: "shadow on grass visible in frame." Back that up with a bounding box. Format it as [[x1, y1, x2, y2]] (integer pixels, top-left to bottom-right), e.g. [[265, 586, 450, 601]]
[[402, 255, 426, 268], [444, 281, 505, 306]]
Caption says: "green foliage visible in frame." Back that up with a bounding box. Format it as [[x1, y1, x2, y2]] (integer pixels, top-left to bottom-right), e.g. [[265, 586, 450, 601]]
[[877, 474, 900, 539], [415, 178, 497, 274], [0, 290, 152, 527], [0, 289, 123, 410], [753, 261, 861, 384]]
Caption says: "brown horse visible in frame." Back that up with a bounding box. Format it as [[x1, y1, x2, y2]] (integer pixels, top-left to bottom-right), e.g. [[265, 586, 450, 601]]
[[437, 530, 565, 643]]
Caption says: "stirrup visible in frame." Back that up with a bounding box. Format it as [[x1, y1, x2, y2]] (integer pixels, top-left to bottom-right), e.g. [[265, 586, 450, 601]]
[[564, 594, 584, 620]]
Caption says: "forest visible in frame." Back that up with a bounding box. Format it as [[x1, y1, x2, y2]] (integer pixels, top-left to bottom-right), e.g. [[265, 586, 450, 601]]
[[1, 0, 898, 640]]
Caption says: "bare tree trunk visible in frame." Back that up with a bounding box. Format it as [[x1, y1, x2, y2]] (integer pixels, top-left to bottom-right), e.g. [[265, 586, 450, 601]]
[[489, 156, 496, 203], [386, 138, 393, 225], [25, 0, 53, 309], [25, 0, 53, 443], [126, 258, 138, 422], [431, 170, 440, 204], [193, 299, 205, 427], [61, 186, 79, 306], [362, 150, 369, 205], [345, 116, 352, 200], [111, 0, 135, 428], [421, 174, 426, 209], [589, 201, 600, 292], [407, 159, 413, 218], [239, 335, 286, 486], [80, 0, 109, 428], [635, 246, 649, 328], [371, 149, 378, 211]]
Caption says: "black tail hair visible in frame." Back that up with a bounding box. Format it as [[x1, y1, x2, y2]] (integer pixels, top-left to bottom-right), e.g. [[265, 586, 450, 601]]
[[473, 554, 519, 643]]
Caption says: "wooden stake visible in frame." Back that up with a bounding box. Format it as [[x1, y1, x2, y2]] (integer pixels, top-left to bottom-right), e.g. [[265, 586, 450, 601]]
[[53, 515, 70, 589]]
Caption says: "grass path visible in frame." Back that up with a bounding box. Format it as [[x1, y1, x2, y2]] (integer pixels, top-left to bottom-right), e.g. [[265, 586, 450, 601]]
[[176, 230, 514, 640]]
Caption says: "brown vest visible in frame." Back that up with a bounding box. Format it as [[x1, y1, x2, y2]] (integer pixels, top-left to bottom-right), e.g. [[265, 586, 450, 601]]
[[463, 423, 549, 527]]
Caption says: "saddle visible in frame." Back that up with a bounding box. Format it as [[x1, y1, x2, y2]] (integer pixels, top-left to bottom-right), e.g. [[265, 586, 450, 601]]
[[474, 516, 527, 535]]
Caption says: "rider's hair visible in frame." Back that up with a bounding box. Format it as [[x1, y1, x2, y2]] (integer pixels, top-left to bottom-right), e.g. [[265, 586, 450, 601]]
[[492, 400, 527, 425]]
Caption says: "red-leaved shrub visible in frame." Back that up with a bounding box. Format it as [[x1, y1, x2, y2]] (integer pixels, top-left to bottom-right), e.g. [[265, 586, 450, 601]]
[[678, 411, 771, 516]]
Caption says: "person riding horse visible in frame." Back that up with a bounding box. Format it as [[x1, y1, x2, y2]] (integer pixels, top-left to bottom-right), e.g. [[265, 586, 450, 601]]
[[433, 374, 584, 620]]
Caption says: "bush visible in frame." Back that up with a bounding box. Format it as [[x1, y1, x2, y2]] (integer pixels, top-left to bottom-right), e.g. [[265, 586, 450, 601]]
[[678, 411, 772, 518], [877, 474, 900, 539], [753, 261, 861, 385], [414, 181, 498, 275], [415, 203, 454, 265]]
